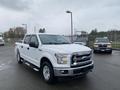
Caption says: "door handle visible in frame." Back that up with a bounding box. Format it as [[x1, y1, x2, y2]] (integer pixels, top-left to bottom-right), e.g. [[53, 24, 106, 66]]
[[27, 47, 29, 50]]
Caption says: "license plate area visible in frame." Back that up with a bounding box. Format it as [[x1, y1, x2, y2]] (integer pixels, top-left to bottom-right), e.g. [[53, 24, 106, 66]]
[[73, 66, 93, 74]]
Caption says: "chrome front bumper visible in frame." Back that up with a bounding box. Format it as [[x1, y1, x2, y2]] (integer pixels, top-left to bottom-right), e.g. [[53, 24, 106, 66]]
[[94, 47, 112, 52], [54, 63, 94, 76]]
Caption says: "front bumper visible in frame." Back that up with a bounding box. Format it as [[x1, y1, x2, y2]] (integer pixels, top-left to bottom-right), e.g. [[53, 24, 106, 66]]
[[54, 63, 94, 76], [0, 42, 5, 45], [94, 47, 112, 52]]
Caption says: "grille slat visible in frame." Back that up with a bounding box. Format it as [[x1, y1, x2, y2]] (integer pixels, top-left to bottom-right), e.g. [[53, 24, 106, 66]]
[[71, 61, 92, 68], [99, 44, 107, 48], [71, 53, 92, 68]]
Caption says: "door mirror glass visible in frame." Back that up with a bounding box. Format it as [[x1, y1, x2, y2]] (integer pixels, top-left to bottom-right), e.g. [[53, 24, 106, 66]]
[[29, 42, 38, 48]]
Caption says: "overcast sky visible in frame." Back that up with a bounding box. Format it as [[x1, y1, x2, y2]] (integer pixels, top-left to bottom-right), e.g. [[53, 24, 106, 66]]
[[0, 0, 120, 34]]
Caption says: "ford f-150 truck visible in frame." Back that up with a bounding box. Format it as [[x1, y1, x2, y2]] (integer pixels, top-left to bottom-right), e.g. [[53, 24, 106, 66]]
[[15, 33, 94, 83]]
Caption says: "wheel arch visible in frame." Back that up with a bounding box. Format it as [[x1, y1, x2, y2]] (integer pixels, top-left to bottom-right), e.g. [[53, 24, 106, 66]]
[[40, 57, 53, 68]]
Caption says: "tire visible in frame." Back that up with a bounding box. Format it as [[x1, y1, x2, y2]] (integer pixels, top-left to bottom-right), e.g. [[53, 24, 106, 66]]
[[41, 62, 55, 83], [108, 50, 112, 54], [81, 72, 88, 78], [93, 50, 97, 53], [17, 51, 23, 64], [0, 44, 4, 46]]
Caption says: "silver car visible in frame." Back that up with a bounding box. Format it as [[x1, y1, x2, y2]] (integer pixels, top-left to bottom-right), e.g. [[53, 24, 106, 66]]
[[0, 39, 5, 46]]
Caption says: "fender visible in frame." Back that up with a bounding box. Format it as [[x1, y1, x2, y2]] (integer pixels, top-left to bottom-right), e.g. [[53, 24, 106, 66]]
[[39, 51, 57, 68]]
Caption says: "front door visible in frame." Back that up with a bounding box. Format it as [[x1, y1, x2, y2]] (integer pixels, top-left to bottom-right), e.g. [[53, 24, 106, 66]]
[[28, 35, 40, 67]]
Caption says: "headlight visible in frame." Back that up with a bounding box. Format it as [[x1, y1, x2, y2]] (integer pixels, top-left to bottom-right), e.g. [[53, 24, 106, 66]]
[[107, 44, 112, 48], [94, 44, 98, 47], [55, 54, 68, 64]]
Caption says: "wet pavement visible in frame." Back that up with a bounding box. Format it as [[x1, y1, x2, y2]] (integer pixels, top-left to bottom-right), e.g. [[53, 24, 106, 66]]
[[0, 46, 120, 90]]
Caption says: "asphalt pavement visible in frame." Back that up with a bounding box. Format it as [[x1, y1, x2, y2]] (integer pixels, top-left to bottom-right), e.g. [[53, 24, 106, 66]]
[[0, 46, 120, 90]]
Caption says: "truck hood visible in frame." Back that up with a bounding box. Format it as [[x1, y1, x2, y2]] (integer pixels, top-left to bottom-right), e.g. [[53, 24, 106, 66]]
[[42, 44, 91, 54]]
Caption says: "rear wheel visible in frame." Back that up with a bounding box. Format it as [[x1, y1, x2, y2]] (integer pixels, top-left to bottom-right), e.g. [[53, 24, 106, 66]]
[[93, 50, 97, 53], [41, 62, 55, 83], [17, 51, 23, 64]]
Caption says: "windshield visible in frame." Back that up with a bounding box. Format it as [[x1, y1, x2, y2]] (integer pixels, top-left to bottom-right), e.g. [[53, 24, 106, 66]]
[[39, 35, 71, 45], [95, 38, 109, 43]]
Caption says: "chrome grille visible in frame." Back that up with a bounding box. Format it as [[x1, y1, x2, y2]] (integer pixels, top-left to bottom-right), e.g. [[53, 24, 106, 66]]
[[71, 53, 92, 68], [98, 44, 107, 48]]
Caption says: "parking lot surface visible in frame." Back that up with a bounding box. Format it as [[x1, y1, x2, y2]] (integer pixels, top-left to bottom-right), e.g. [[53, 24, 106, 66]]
[[0, 46, 120, 90]]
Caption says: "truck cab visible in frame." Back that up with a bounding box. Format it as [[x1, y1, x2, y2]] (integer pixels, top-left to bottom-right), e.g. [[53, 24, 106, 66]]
[[15, 33, 94, 83], [93, 37, 112, 54]]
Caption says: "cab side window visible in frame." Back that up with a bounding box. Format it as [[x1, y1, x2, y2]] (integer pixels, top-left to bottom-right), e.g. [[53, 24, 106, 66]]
[[24, 35, 31, 44], [30, 35, 39, 47]]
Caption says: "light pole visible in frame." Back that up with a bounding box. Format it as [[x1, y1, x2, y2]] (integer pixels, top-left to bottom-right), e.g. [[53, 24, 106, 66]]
[[22, 24, 27, 33], [66, 10, 73, 42]]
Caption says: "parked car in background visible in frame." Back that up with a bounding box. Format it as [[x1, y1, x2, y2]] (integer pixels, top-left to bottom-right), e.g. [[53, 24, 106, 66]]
[[0, 35, 5, 46], [15, 33, 94, 83], [93, 37, 112, 54]]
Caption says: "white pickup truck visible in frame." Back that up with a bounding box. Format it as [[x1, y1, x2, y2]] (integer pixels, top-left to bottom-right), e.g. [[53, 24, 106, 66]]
[[15, 33, 94, 83]]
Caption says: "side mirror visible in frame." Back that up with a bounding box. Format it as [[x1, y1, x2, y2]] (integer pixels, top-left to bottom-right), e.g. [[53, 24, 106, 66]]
[[29, 42, 38, 48]]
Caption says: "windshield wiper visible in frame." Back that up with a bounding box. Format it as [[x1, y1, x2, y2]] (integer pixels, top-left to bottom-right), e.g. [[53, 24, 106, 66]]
[[58, 42, 70, 44], [44, 42, 59, 44], [43, 42, 70, 45]]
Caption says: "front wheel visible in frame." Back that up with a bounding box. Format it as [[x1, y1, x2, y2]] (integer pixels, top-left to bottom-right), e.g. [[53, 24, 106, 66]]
[[41, 62, 55, 83], [93, 50, 97, 53], [108, 50, 112, 54]]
